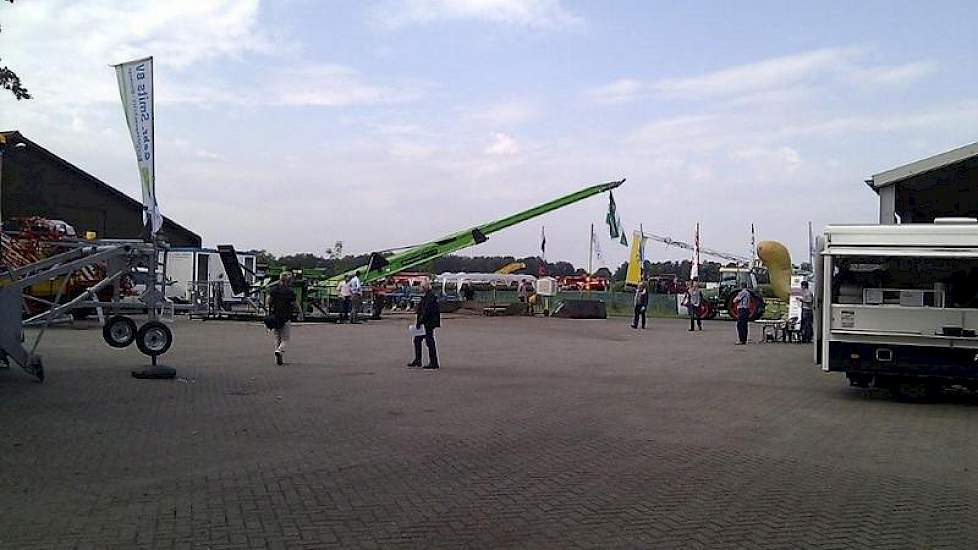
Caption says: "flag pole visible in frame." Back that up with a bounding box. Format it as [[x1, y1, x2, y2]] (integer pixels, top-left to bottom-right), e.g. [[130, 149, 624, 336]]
[[588, 223, 594, 297]]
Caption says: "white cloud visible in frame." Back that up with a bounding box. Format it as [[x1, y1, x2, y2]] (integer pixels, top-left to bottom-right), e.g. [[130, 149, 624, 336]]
[[586, 79, 645, 104], [389, 141, 439, 161], [652, 47, 859, 99], [1, 0, 274, 105], [467, 100, 537, 126], [194, 148, 223, 160], [589, 47, 938, 104], [485, 132, 520, 155], [849, 61, 938, 87], [371, 0, 583, 29], [269, 64, 428, 107]]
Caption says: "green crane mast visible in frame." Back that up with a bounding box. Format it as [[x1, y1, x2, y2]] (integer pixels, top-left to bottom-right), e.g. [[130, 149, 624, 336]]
[[332, 178, 625, 285]]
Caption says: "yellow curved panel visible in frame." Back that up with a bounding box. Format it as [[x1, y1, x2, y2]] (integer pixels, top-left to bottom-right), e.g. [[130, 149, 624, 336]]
[[757, 240, 791, 301]]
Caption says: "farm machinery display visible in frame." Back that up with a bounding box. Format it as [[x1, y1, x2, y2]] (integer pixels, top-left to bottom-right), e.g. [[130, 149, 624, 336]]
[[252, 179, 626, 318]]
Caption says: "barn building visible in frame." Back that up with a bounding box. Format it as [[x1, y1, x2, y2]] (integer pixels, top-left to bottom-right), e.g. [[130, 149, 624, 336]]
[[0, 130, 200, 247]]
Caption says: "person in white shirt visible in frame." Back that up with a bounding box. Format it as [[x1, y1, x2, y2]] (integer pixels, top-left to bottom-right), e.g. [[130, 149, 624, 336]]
[[337, 277, 352, 323], [349, 274, 362, 324]]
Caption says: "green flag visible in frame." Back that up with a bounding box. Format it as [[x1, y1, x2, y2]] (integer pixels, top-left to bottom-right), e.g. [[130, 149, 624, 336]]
[[606, 192, 620, 238], [619, 230, 628, 247]]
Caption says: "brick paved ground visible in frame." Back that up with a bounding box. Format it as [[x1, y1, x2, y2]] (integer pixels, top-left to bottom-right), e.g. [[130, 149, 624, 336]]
[[2, 315, 978, 549]]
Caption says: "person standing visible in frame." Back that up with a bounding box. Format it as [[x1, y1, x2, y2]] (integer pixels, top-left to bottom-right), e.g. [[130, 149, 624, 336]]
[[734, 282, 752, 345], [632, 282, 648, 329], [337, 276, 352, 323], [349, 274, 362, 324], [267, 272, 297, 366], [799, 280, 814, 343], [683, 278, 704, 331], [408, 280, 440, 369]]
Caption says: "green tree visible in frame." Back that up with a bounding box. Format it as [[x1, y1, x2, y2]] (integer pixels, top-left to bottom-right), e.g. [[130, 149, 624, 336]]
[[1, 0, 30, 100]]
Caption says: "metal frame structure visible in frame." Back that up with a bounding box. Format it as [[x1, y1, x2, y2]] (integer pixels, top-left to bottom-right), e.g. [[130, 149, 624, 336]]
[[0, 239, 173, 381]]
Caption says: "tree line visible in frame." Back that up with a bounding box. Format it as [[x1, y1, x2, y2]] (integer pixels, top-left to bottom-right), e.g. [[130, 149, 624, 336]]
[[261, 249, 754, 283]]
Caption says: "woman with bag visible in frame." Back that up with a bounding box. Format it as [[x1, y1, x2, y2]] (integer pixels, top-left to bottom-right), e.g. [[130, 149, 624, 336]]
[[266, 272, 296, 366]]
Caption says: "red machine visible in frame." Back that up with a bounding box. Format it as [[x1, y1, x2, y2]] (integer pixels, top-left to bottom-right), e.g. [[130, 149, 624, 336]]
[[557, 275, 608, 291], [2, 217, 112, 316], [648, 274, 687, 294]]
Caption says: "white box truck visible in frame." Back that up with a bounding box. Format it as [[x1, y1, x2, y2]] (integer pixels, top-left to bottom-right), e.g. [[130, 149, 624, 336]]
[[817, 219, 978, 398]]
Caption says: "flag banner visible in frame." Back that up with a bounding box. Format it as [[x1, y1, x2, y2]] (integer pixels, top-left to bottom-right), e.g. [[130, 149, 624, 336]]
[[750, 223, 757, 265], [606, 192, 620, 238], [114, 56, 161, 237], [540, 226, 546, 258], [591, 226, 604, 264], [619, 230, 628, 247], [625, 230, 645, 286], [691, 223, 700, 279]]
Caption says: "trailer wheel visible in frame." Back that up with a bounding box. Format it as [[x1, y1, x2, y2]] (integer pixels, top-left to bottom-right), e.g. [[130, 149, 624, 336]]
[[136, 321, 173, 357], [103, 316, 137, 348]]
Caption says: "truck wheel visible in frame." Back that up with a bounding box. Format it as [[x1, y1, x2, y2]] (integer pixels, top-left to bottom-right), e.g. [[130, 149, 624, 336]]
[[136, 321, 173, 357], [103, 316, 137, 348], [890, 380, 940, 402]]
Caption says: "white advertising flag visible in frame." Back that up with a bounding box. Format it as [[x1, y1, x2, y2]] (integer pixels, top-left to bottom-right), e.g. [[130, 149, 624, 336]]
[[113, 56, 162, 237]]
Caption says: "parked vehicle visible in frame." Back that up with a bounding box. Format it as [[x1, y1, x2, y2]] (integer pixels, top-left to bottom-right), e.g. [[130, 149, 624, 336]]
[[816, 219, 978, 399]]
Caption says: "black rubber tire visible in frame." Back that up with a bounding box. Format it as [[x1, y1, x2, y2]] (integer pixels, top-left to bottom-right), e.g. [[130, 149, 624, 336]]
[[103, 316, 137, 348], [136, 321, 173, 357], [891, 379, 941, 402]]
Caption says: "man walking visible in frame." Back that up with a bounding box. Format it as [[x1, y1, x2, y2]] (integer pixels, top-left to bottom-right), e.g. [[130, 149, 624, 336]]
[[799, 280, 814, 343], [267, 272, 296, 365], [734, 282, 752, 345], [683, 277, 704, 331], [349, 273, 362, 324], [631, 282, 648, 329], [337, 276, 352, 323], [408, 280, 440, 369]]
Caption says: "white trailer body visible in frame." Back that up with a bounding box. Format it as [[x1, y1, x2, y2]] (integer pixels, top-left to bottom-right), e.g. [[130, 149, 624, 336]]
[[164, 248, 257, 302], [817, 221, 978, 391]]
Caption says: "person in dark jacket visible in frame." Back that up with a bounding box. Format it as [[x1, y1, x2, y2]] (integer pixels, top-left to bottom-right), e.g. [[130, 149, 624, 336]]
[[267, 272, 297, 366], [632, 282, 649, 329], [408, 280, 440, 369]]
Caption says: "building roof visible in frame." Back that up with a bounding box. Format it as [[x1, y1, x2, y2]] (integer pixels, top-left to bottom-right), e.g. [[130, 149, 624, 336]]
[[1, 130, 201, 243], [870, 141, 978, 189]]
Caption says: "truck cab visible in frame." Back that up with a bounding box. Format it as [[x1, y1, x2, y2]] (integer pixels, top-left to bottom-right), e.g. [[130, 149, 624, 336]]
[[817, 220, 978, 397]]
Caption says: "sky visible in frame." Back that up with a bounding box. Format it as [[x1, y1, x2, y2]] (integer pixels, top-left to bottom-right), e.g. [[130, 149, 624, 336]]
[[2, 0, 977, 269]]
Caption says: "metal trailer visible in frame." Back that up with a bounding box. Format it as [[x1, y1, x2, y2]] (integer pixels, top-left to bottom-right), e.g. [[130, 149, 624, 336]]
[[0, 239, 178, 382], [816, 219, 978, 399]]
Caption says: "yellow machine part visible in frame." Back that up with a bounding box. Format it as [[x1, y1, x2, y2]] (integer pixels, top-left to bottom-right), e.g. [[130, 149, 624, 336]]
[[625, 230, 643, 286], [495, 262, 526, 275], [757, 240, 792, 301], [0, 276, 69, 299]]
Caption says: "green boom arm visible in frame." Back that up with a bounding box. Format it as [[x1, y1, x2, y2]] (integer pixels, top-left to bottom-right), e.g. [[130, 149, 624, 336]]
[[333, 179, 625, 285]]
